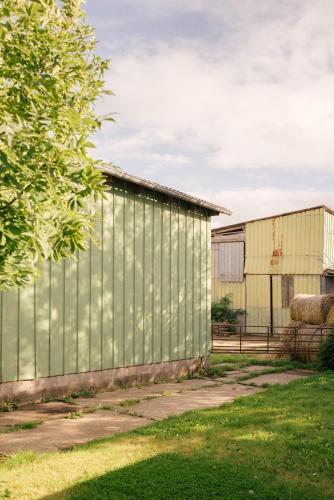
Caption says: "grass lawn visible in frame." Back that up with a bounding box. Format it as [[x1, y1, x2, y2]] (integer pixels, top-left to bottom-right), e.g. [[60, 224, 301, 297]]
[[0, 361, 333, 499]]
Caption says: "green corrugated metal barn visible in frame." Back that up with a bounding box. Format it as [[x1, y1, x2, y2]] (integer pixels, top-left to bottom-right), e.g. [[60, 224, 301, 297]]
[[0, 167, 230, 400]]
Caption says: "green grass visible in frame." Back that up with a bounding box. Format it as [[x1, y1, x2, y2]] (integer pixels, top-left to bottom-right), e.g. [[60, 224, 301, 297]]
[[0, 372, 333, 499], [204, 364, 228, 378], [0, 421, 42, 434], [65, 411, 84, 420], [119, 399, 140, 407], [210, 353, 315, 370], [41, 389, 97, 405], [206, 354, 308, 379], [205, 365, 295, 383], [69, 390, 97, 400], [65, 405, 114, 419], [235, 366, 299, 382], [41, 395, 76, 405]]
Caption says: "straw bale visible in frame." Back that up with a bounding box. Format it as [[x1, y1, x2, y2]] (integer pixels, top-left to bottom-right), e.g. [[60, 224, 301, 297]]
[[326, 305, 334, 327], [278, 321, 329, 362], [290, 294, 334, 325]]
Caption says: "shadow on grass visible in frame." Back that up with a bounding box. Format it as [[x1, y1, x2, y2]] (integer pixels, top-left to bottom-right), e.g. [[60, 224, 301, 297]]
[[44, 452, 321, 500]]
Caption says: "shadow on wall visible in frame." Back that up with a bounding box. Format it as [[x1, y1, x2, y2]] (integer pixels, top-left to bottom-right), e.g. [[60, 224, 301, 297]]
[[42, 452, 313, 500], [0, 184, 211, 385]]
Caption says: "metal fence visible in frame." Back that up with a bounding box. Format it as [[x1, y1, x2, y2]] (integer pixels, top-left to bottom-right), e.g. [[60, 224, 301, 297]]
[[211, 323, 333, 355]]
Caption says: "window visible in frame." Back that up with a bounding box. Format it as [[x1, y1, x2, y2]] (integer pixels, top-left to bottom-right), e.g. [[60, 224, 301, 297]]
[[281, 275, 294, 308], [212, 241, 244, 282]]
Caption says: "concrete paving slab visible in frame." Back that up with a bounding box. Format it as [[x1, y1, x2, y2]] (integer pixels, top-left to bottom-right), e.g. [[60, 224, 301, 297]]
[[0, 369, 315, 454], [0, 402, 78, 426], [0, 411, 55, 427], [217, 370, 240, 376], [75, 387, 161, 407], [240, 365, 274, 373], [128, 384, 261, 420], [242, 370, 312, 387], [140, 379, 218, 394], [24, 402, 78, 415], [0, 411, 151, 454], [216, 372, 242, 383]]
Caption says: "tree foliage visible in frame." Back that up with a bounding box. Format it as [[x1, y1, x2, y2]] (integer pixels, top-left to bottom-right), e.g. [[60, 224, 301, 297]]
[[0, 0, 111, 288]]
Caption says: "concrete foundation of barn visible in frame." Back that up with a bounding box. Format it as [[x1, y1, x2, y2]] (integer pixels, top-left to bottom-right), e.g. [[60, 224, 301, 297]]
[[0, 357, 208, 403]]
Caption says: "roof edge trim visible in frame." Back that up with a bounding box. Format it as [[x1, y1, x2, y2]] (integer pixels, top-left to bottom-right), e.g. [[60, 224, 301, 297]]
[[99, 165, 232, 215]]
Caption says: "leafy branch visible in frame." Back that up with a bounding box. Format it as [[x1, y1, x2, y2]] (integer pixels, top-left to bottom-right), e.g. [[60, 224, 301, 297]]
[[0, 0, 112, 289]]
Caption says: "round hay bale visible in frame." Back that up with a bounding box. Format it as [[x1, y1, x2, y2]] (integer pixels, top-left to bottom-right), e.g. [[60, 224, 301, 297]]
[[290, 294, 334, 324], [278, 321, 304, 360], [326, 305, 334, 326], [278, 321, 329, 362]]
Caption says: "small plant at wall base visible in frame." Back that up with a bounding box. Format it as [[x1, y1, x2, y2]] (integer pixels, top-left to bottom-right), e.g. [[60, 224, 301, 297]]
[[0, 399, 18, 412], [318, 330, 334, 371], [211, 295, 245, 332]]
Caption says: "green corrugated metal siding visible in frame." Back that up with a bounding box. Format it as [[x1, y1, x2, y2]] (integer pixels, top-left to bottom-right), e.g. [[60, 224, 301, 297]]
[[0, 181, 211, 383]]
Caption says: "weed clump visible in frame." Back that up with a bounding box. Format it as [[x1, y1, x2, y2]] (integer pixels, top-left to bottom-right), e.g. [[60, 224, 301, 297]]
[[319, 330, 334, 371], [211, 295, 245, 332], [0, 400, 18, 412]]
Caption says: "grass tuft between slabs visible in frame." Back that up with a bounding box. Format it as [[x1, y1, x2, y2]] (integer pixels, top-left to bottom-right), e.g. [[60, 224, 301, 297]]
[[0, 421, 42, 434]]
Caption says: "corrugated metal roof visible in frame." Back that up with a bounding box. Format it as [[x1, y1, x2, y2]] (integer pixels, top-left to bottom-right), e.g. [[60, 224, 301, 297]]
[[212, 223, 245, 236], [212, 205, 334, 233], [99, 165, 231, 216]]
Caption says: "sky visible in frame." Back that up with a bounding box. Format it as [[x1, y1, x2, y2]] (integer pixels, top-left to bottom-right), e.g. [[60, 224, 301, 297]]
[[85, 0, 334, 227]]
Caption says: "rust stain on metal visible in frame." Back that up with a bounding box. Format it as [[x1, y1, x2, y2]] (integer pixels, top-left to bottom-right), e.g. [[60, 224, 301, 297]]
[[270, 218, 284, 266], [272, 247, 283, 257]]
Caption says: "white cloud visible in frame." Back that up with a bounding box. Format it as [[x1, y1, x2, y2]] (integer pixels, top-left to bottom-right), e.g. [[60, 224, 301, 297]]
[[204, 188, 334, 227], [100, 0, 334, 172], [93, 0, 334, 222]]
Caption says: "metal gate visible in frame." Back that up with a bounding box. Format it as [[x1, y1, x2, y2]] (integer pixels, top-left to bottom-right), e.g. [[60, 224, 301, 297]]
[[211, 323, 332, 355]]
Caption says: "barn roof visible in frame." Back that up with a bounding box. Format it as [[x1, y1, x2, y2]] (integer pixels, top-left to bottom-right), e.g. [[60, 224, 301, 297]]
[[212, 205, 334, 234], [100, 164, 231, 216]]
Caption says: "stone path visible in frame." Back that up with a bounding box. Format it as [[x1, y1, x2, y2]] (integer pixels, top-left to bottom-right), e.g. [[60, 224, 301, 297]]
[[0, 366, 314, 454], [241, 369, 313, 387], [126, 384, 258, 421], [0, 412, 150, 454]]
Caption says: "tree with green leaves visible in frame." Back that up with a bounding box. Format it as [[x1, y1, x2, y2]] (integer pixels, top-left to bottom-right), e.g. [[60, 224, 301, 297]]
[[0, 0, 111, 289]]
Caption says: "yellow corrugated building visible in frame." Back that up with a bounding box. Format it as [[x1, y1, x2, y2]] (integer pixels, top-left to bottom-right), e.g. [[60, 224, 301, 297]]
[[212, 206, 334, 331]]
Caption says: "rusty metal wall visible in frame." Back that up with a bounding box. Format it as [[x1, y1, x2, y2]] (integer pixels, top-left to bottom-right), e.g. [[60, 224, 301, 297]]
[[272, 275, 321, 329], [212, 272, 322, 331], [245, 207, 324, 275], [0, 180, 212, 383], [246, 274, 322, 332], [245, 275, 270, 332]]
